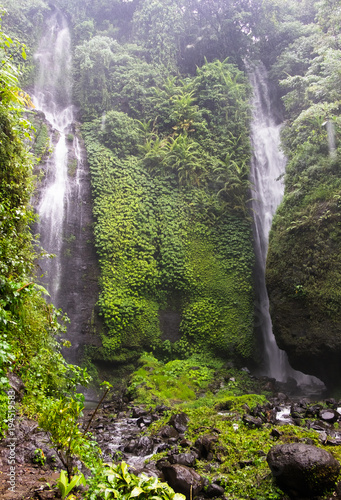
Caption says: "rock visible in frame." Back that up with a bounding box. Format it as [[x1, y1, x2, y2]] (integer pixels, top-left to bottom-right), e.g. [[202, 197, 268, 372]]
[[267, 443, 340, 498], [194, 435, 218, 459], [319, 408, 339, 424], [161, 464, 204, 499], [160, 425, 179, 439], [270, 428, 282, 439], [205, 482, 225, 498], [242, 414, 263, 428], [168, 413, 189, 434], [124, 436, 154, 455], [168, 453, 196, 467], [131, 407, 148, 418]]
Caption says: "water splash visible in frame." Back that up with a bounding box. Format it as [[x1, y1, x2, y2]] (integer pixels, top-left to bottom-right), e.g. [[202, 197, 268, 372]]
[[249, 63, 324, 390]]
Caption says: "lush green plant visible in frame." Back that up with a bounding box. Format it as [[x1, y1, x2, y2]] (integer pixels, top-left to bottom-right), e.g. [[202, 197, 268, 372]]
[[86, 461, 185, 500], [57, 470, 86, 500], [39, 397, 101, 480], [33, 448, 46, 466]]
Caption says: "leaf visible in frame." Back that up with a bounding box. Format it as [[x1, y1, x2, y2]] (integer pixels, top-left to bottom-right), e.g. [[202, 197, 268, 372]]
[[130, 486, 144, 498]]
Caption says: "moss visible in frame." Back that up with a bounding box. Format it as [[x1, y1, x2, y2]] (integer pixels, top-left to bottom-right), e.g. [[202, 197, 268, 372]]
[[267, 163, 341, 387]]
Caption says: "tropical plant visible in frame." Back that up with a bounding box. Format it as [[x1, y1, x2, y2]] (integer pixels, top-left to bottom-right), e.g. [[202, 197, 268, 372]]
[[39, 398, 101, 480], [86, 461, 185, 500], [57, 470, 86, 500]]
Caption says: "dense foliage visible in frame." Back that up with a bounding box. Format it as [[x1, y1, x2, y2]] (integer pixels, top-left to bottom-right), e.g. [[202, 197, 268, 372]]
[[0, 10, 91, 443], [265, 0, 341, 386], [80, 58, 255, 367], [1, 0, 341, 498]]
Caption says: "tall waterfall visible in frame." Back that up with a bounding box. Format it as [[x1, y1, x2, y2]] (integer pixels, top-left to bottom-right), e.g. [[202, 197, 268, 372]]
[[33, 10, 100, 362], [249, 64, 323, 389]]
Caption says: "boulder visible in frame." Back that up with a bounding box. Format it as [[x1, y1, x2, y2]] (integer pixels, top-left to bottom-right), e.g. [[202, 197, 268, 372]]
[[242, 414, 263, 428], [168, 453, 196, 467], [161, 464, 204, 499], [267, 443, 340, 498], [168, 413, 189, 434], [206, 483, 225, 498], [194, 435, 218, 459], [160, 425, 179, 439], [319, 408, 339, 424]]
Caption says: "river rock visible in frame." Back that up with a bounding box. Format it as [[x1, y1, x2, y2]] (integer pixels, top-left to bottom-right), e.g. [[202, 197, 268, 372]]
[[168, 413, 189, 434], [160, 425, 179, 439], [168, 453, 196, 467], [242, 414, 263, 428], [161, 463, 204, 499], [267, 443, 340, 498], [205, 482, 225, 498], [194, 435, 218, 459], [319, 408, 339, 424]]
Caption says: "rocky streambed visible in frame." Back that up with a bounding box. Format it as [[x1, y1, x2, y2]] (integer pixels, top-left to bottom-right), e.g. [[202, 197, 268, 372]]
[[2, 385, 341, 500]]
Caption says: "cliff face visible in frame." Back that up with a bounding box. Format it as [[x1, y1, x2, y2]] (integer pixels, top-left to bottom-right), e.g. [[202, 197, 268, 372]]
[[267, 187, 341, 389]]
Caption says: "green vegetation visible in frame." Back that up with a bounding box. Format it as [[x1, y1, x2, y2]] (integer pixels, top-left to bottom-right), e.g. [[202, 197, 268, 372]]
[[81, 57, 254, 369], [85, 461, 185, 500], [265, 0, 341, 385], [126, 354, 341, 500], [1, 0, 341, 498]]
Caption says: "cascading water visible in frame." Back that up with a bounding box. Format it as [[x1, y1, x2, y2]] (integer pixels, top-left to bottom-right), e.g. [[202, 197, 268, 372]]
[[33, 11, 72, 299], [249, 64, 323, 390], [33, 10, 101, 362]]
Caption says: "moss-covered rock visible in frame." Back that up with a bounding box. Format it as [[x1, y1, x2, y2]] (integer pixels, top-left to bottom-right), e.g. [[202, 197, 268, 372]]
[[267, 179, 341, 389]]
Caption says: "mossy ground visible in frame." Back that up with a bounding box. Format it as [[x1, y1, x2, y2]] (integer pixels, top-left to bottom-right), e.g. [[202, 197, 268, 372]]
[[127, 354, 341, 500]]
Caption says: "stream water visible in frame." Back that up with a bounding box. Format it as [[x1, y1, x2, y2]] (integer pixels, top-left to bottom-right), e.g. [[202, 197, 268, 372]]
[[249, 64, 323, 391]]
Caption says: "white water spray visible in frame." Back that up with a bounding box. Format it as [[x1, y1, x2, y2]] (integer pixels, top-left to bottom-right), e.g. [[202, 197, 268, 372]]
[[33, 11, 74, 299], [249, 64, 323, 390]]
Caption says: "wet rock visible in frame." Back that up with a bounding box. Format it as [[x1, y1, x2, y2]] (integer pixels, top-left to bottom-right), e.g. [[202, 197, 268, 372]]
[[270, 428, 282, 439], [155, 442, 171, 453], [319, 408, 339, 424], [168, 453, 196, 467], [326, 437, 341, 446], [160, 425, 179, 439], [305, 404, 323, 418], [242, 414, 263, 428], [131, 407, 148, 418], [205, 482, 225, 498], [160, 463, 204, 499], [318, 431, 328, 444], [124, 436, 154, 455], [194, 435, 218, 459], [137, 415, 153, 428], [169, 413, 189, 434], [267, 443, 340, 498]]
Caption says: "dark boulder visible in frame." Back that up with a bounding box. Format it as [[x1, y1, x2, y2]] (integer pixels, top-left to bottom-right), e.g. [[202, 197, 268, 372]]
[[242, 414, 263, 428], [267, 443, 340, 498], [168, 453, 196, 467], [194, 435, 218, 460], [160, 463, 204, 499], [124, 436, 154, 456], [169, 413, 189, 434], [160, 425, 179, 439], [319, 408, 339, 424], [205, 482, 225, 498]]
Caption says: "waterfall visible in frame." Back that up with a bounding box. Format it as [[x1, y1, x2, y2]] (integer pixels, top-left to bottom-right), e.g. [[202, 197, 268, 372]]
[[249, 64, 323, 389], [33, 11, 72, 299], [33, 10, 101, 362]]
